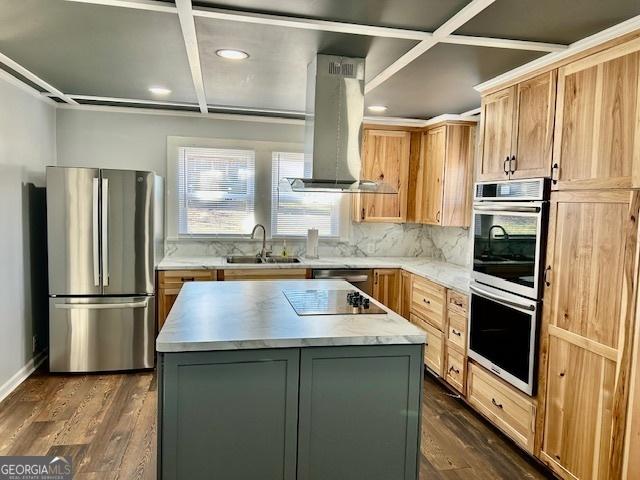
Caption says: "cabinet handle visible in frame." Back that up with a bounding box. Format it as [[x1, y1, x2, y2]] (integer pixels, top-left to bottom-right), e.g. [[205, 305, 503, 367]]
[[551, 163, 559, 184], [491, 398, 503, 409], [181, 277, 195, 282], [503, 157, 510, 175], [361, 208, 365, 221], [423, 298, 430, 305], [436, 211, 441, 223], [543, 266, 552, 287], [454, 301, 463, 307], [451, 329, 461, 337], [449, 366, 460, 374], [510, 155, 517, 173], [374, 272, 379, 286]]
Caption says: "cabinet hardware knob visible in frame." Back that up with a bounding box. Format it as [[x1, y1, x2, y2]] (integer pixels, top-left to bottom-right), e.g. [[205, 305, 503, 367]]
[[491, 398, 503, 409], [452, 329, 461, 337]]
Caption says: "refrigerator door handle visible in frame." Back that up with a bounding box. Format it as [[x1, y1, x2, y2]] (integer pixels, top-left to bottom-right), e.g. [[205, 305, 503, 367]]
[[101, 177, 109, 286], [54, 298, 150, 310], [92, 177, 100, 286]]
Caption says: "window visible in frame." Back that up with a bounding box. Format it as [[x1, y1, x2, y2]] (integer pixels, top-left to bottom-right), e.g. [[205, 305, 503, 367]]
[[271, 152, 341, 237], [178, 146, 256, 235]]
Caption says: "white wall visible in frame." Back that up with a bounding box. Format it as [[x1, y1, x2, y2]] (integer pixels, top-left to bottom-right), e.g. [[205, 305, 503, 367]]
[[56, 108, 304, 177], [0, 75, 56, 396]]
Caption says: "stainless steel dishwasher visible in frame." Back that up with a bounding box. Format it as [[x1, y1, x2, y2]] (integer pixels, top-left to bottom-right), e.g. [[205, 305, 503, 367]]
[[311, 269, 374, 295]]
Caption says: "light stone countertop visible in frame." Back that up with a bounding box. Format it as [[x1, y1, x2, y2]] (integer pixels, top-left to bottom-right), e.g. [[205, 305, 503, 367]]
[[156, 279, 427, 353], [157, 256, 471, 293]]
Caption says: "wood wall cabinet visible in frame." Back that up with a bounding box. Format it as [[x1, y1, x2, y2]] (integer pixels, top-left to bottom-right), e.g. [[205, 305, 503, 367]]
[[477, 71, 556, 181], [353, 129, 411, 223], [552, 37, 640, 190], [416, 122, 475, 227], [157, 269, 216, 330], [536, 190, 640, 480], [372, 268, 400, 314]]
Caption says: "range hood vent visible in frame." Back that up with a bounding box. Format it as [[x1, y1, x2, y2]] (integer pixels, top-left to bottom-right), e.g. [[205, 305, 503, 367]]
[[281, 54, 396, 194]]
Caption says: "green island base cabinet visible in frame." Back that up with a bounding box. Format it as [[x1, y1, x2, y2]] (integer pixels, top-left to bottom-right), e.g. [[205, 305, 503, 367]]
[[157, 344, 424, 480]]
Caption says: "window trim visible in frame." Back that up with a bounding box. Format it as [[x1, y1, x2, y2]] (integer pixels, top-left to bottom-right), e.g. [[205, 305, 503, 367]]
[[166, 136, 349, 241]]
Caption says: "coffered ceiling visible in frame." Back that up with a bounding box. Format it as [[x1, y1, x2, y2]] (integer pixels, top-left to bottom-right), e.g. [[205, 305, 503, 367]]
[[0, 0, 639, 119]]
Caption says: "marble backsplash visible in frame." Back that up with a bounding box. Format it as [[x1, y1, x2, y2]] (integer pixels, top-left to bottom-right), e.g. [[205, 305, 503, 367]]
[[165, 223, 471, 267]]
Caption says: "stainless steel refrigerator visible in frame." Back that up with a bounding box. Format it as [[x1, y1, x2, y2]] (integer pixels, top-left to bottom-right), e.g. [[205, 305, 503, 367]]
[[46, 166, 163, 372]]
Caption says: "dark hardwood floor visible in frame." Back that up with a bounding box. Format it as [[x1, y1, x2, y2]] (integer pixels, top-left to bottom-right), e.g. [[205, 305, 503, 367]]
[[0, 368, 550, 479]]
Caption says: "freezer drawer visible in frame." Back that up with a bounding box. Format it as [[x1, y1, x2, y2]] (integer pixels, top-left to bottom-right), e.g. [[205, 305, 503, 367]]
[[49, 296, 154, 372]]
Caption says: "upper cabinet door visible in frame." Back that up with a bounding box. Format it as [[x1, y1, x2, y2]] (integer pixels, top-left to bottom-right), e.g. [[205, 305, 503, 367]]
[[359, 129, 410, 222], [553, 38, 640, 190], [510, 71, 557, 180], [478, 86, 515, 181], [421, 126, 447, 225]]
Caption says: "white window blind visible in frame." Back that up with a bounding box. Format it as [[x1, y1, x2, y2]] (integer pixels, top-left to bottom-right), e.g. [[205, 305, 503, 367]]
[[271, 152, 341, 237], [178, 146, 256, 235]]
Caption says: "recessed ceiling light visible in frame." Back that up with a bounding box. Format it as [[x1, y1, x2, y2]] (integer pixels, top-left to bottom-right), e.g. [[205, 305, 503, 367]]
[[216, 49, 249, 60], [149, 86, 171, 95], [368, 105, 388, 113]]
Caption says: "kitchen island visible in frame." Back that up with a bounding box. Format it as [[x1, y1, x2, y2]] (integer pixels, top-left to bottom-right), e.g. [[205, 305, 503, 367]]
[[156, 279, 426, 480]]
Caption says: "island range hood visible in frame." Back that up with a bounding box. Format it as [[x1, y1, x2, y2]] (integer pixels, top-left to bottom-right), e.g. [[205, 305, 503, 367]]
[[281, 54, 396, 194]]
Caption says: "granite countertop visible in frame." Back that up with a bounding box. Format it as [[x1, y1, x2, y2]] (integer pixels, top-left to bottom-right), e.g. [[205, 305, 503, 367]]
[[157, 255, 471, 293], [156, 279, 427, 353]]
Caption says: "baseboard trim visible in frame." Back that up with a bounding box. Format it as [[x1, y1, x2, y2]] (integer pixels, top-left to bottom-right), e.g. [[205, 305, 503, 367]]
[[0, 350, 48, 403]]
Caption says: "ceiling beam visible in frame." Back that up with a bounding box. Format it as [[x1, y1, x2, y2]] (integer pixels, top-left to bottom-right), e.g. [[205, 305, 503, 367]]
[[64, 0, 567, 52], [175, 0, 208, 114], [441, 35, 567, 52], [365, 0, 496, 93], [0, 52, 77, 104], [45, 93, 305, 117], [64, 0, 176, 14]]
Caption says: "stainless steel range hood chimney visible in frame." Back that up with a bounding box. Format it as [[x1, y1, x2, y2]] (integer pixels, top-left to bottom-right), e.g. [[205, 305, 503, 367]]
[[281, 54, 396, 194]]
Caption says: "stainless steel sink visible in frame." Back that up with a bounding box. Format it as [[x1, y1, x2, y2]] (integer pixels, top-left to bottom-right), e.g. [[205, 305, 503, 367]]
[[225, 255, 301, 264], [226, 255, 263, 264]]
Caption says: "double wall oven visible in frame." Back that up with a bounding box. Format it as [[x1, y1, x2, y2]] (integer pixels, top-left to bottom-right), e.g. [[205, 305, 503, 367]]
[[468, 179, 549, 395]]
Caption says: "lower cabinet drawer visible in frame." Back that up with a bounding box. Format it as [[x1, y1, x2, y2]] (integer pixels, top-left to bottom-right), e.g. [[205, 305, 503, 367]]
[[221, 268, 309, 280], [447, 310, 467, 352], [467, 363, 536, 453], [411, 278, 445, 330], [444, 349, 465, 394], [158, 269, 216, 286], [411, 314, 444, 377]]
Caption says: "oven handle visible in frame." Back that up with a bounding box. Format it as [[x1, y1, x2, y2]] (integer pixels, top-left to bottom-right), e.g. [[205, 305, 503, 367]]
[[473, 204, 541, 213], [469, 284, 536, 311]]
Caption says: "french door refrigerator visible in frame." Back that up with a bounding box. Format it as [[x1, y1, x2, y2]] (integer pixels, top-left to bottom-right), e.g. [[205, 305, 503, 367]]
[[47, 166, 162, 372]]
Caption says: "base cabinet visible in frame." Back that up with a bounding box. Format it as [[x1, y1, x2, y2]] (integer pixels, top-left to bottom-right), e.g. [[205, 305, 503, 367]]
[[467, 362, 536, 454], [159, 345, 423, 480], [372, 268, 401, 313]]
